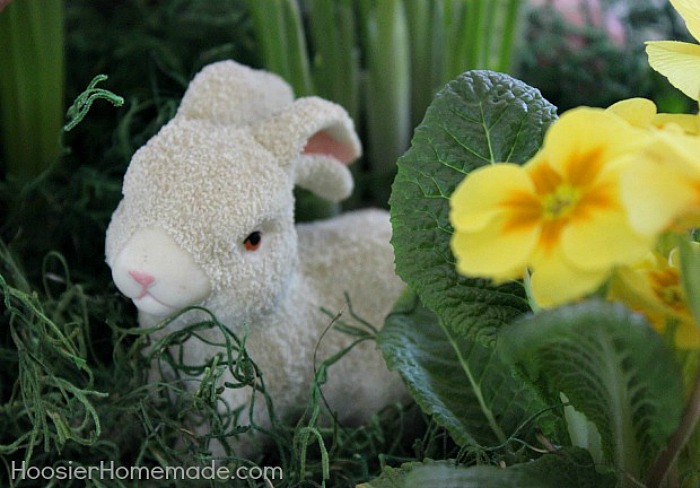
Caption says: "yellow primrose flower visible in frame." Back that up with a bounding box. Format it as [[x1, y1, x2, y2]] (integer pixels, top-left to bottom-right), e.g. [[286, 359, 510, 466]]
[[619, 127, 700, 237], [608, 98, 700, 236], [608, 246, 700, 348], [606, 97, 700, 135], [449, 108, 656, 308], [646, 0, 700, 101]]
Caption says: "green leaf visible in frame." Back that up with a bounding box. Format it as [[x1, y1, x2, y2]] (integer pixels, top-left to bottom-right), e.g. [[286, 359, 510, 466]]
[[500, 301, 684, 483], [357, 461, 423, 488], [378, 289, 559, 449], [362, 449, 615, 488], [389, 70, 557, 343]]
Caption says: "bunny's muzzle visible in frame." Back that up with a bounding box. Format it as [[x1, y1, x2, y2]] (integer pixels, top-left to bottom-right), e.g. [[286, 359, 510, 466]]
[[110, 227, 212, 317]]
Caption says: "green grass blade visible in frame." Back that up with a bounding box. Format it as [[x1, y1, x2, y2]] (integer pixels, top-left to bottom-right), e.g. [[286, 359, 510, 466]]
[[306, 0, 361, 211], [281, 0, 314, 96], [358, 0, 411, 206], [443, 0, 524, 77], [247, 0, 313, 96], [496, 0, 525, 73], [405, 0, 437, 129], [466, 0, 487, 69], [308, 0, 359, 119], [246, 0, 288, 76], [480, 0, 498, 68], [308, 0, 340, 100], [442, 0, 465, 80], [337, 0, 361, 121], [429, 1, 447, 93], [0, 0, 65, 182]]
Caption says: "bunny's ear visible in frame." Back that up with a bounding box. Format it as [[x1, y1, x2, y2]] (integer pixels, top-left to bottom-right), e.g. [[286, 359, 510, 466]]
[[252, 97, 362, 202], [177, 60, 294, 126]]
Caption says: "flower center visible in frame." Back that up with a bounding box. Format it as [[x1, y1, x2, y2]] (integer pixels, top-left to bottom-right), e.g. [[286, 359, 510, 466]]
[[542, 185, 581, 220]]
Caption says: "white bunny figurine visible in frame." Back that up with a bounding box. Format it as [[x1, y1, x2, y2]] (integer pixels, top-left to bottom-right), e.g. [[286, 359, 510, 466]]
[[105, 60, 406, 457]]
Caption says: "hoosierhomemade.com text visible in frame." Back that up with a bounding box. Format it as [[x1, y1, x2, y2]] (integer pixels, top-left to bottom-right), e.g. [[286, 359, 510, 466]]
[[11, 460, 283, 482]]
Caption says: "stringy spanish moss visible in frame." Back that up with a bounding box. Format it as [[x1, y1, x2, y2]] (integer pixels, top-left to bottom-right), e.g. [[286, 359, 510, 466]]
[[0, 234, 453, 487]]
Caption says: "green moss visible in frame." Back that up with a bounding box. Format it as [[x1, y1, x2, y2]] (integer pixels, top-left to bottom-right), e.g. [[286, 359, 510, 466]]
[[0, 247, 443, 486]]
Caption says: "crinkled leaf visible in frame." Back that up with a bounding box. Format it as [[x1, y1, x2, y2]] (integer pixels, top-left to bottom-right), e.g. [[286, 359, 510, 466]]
[[356, 461, 423, 488], [378, 289, 559, 449], [362, 449, 615, 488], [389, 70, 557, 344], [500, 301, 683, 482]]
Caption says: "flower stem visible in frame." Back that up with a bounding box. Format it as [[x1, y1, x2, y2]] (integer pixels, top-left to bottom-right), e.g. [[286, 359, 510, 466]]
[[646, 363, 700, 487]]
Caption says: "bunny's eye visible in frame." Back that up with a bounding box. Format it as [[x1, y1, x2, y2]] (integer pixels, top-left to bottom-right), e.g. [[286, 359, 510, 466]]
[[243, 231, 262, 251]]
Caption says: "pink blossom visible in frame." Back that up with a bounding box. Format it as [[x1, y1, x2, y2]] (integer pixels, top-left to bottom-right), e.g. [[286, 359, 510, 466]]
[[530, 0, 626, 47]]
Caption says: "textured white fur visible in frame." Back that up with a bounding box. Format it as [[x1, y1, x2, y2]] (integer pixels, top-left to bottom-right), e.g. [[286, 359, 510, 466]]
[[105, 60, 407, 457]]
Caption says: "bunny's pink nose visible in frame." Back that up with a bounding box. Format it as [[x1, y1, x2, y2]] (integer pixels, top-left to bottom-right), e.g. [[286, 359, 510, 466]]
[[129, 270, 155, 287]]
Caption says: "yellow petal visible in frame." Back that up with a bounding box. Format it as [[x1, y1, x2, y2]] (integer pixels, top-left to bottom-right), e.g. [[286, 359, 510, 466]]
[[451, 213, 539, 280], [671, 0, 700, 42], [605, 98, 700, 135], [561, 206, 654, 270], [652, 113, 700, 134], [450, 163, 533, 233], [529, 250, 609, 308], [646, 41, 700, 101], [544, 108, 648, 172], [608, 264, 657, 307], [654, 129, 700, 171], [629, 131, 700, 231], [606, 98, 657, 128], [620, 158, 696, 236]]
